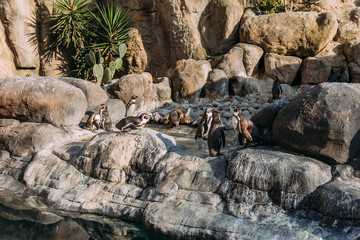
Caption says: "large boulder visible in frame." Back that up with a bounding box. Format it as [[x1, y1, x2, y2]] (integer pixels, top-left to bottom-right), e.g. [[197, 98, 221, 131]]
[[0, 0, 39, 68], [59, 77, 109, 110], [123, 28, 147, 74], [229, 76, 260, 96], [239, 9, 338, 58], [0, 123, 70, 156], [0, 21, 17, 81], [217, 46, 246, 79], [302, 42, 348, 84], [273, 83, 360, 165], [0, 77, 87, 126], [264, 53, 302, 84], [344, 38, 360, 83], [224, 147, 332, 210], [202, 69, 229, 100], [234, 43, 264, 76], [71, 128, 177, 183], [109, 72, 172, 112], [199, 0, 244, 55], [308, 178, 360, 221], [170, 59, 212, 103]]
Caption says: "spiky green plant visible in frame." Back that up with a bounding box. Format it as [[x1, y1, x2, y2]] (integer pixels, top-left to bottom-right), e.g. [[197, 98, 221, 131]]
[[90, 2, 132, 61], [50, 0, 94, 49]]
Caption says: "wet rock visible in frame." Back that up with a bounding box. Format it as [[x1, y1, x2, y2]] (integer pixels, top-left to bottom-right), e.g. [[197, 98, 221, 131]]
[[273, 83, 360, 165], [217, 46, 246, 79], [203, 69, 229, 100], [308, 178, 360, 221], [234, 43, 264, 76], [200, 0, 244, 55], [60, 77, 109, 110], [239, 9, 338, 57], [0, 77, 87, 126], [225, 147, 332, 210], [264, 53, 302, 84], [170, 59, 212, 103]]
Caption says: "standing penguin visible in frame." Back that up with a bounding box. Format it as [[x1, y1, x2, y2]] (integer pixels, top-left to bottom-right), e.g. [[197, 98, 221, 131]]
[[338, 67, 348, 83], [233, 110, 259, 147], [328, 68, 337, 82], [271, 76, 282, 100], [169, 107, 184, 128], [195, 107, 213, 140], [99, 104, 112, 131], [126, 95, 138, 117], [207, 111, 225, 156], [232, 106, 243, 144]]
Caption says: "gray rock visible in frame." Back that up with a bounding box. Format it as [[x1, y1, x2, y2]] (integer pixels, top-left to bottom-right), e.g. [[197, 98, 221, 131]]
[[0, 77, 87, 126], [273, 83, 360, 165], [203, 69, 229, 100]]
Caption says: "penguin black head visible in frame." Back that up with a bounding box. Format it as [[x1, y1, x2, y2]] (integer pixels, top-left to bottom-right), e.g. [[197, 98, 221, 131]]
[[139, 113, 151, 122], [273, 76, 279, 82], [212, 111, 222, 123]]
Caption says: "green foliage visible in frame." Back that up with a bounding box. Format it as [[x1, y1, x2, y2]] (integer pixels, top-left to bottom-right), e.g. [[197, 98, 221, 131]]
[[50, 0, 94, 49], [85, 43, 127, 85], [257, 0, 284, 13], [51, 0, 131, 82]]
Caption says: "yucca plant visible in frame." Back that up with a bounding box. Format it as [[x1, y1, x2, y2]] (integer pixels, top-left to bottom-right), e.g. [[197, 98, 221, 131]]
[[50, 0, 94, 49], [90, 2, 132, 61]]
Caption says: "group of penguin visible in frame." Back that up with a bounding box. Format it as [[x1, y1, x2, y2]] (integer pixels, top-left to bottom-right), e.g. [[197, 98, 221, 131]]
[[84, 95, 151, 132], [83, 76, 286, 156]]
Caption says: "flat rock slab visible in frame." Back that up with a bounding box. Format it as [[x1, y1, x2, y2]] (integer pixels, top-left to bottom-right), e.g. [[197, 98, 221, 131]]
[[0, 77, 87, 126]]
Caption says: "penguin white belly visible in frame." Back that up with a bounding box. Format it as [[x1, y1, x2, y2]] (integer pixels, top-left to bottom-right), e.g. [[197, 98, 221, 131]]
[[126, 104, 136, 117]]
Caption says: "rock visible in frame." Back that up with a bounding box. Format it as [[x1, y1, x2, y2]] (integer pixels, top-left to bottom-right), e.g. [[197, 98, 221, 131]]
[[344, 38, 360, 83], [264, 53, 302, 84], [229, 76, 260, 96], [273, 83, 360, 165], [109, 72, 172, 113], [199, 0, 244, 55], [0, 119, 20, 127], [170, 59, 212, 103], [308, 178, 360, 221], [239, 9, 338, 58], [302, 42, 348, 84], [0, 77, 87, 126], [123, 28, 147, 74], [71, 129, 177, 182], [0, 150, 10, 161], [225, 147, 332, 210], [59, 77, 109, 110], [156, 0, 208, 61], [217, 46, 246, 79], [234, 43, 264, 76], [104, 99, 126, 125], [0, 123, 70, 157], [0, 0, 39, 68], [0, 21, 17, 81], [202, 69, 229, 100], [251, 99, 289, 131]]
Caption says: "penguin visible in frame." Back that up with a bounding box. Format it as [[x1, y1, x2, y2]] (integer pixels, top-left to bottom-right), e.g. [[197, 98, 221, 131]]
[[181, 108, 195, 125], [233, 109, 259, 147], [232, 106, 243, 144], [99, 104, 112, 131], [115, 113, 151, 132], [169, 107, 184, 128], [328, 68, 337, 82], [207, 111, 225, 157], [126, 95, 138, 117], [195, 107, 213, 140], [271, 76, 282, 100], [84, 111, 101, 132], [338, 67, 348, 83]]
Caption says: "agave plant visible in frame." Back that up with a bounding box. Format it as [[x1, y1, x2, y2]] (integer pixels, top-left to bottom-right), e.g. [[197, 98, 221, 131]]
[[50, 0, 94, 49], [90, 2, 132, 61]]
